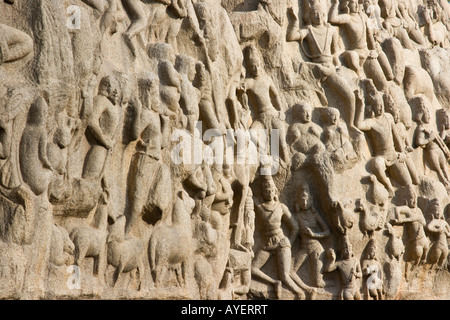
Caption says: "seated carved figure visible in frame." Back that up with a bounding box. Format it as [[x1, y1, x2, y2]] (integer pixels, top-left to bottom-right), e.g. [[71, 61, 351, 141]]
[[321, 107, 358, 172], [287, 3, 358, 132]]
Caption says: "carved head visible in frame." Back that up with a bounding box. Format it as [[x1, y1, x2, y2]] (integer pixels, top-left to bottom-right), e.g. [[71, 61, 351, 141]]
[[413, 96, 430, 124], [310, 3, 326, 26], [296, 184, 312, 211], [99, 75, 120, 105], [27, 96, 48, 126], [348, 0, 359, 13], [437, 109, 449, 130], [138, 73, 160, 110], [295, 103, 313, 123], [175, 55, 197, 82], [261, 174, 278, 202], [244, 45, 262, 78], [324, 107, 340, 126], [429, 198, 443, 219], [405, 186, 417, 209], [369, 93, 384, 117]]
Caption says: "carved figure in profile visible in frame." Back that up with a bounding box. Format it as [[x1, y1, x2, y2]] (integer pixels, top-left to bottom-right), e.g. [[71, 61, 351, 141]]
[[355, 89, 413, 197], [19, 97, 54, 196], [176, 54, 200, 135], [286, 4, 358, 131], [107, 215, 146, 290], [82, 75, 121, 182], [425, 199, 450, 271], [324, 239, 362, 300], [291, 184, 331, 289], [252, 175, 308, 299], [437, 109, 450, 149], [413, 97, 450, 189], [149, 190, 195, 288], [125, 74, 173, 236]]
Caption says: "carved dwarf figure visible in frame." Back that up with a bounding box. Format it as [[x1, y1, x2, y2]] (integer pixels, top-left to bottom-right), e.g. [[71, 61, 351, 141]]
[[324, 239, 363, 300]]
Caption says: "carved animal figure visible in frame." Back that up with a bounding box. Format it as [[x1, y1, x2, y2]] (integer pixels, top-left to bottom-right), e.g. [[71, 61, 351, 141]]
[[49, 224, 74, 267], [193, 254, 215, 299], [107, 215, 146, 289], [329, 201, 354, 235], [356, 199, 386, 237], [385, 222, 405, 261], [149, 190, 195, 288], [69, 182, 110, 283]]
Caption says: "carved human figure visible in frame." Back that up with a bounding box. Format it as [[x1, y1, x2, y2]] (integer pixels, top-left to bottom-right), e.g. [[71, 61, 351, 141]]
[[286, 4, 358, 131], [287, 103, 325, 168], [391, 187, 430, 279], [379, 0, 416, 49], [425, 199, 450, 271], [324, 240, 363, 300], [0, 23, 33, 65], [82, 75, 121, 182], [291, 185, 331, 288], [355, 90, 413, 197], [321, 107, 358, 172], [413, 97, 450, 189], [251, 175, 307, 299], [149, 43, 185, 127], [363, 0, 384, 31], [329, 0, 394, 91], [211, 164, 234, 237], [125, 74, 173, 237], [361, 239, 384, 300], [176, 54, 200, 135], [194, 61, 222, 133], [385, 94, 420, 185], [421, 0, 450, 47], [396, 0, 427, 45], [147, 0, 187, 53], [19, 97, 54, 196], [240, 45, 289, 163], [437, 109, 450, 149]]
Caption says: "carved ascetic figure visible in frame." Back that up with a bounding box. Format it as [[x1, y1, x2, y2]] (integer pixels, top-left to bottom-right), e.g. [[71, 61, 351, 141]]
[[291, 184, 331, 289], [82, 75, 121, 182], [0, 22, 33, 65], [437, 109, 450, 149], [355, 90, 413, 197], [328, 0, 394, 91], [251, 175, 307, 299], [413, 97, 450, 189], [19, 97, 54, 196], [125, 74, 173, 236], [324, 239, 362, 300], [240, 45, 289, 163], [286, 4, 358, 131]]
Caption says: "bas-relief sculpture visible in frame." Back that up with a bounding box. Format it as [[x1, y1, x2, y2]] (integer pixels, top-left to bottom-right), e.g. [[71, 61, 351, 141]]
[[0, 0, 449, 300]]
